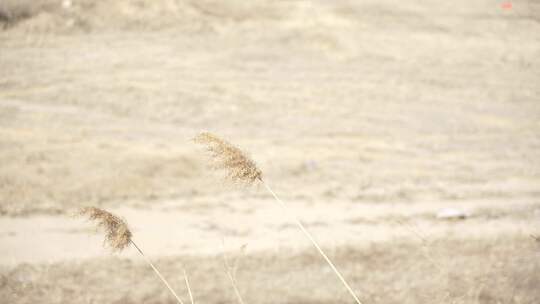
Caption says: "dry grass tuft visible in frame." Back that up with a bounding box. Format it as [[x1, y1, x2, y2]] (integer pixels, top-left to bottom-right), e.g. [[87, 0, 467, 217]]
[[79, 207, 132, 251], [194, 132, 262, 184]]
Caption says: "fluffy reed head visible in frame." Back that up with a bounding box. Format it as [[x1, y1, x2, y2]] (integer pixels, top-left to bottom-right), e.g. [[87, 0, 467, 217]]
[[79, 207, 132, 251], [194, 132, 262, 184]]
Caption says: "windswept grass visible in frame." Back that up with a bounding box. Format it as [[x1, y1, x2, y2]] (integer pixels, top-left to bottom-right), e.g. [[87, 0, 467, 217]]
[[194, 132, 262, 184], [195, 132, 364, 304], [79, 207, 187, 304], [79, 207, 132, 251]]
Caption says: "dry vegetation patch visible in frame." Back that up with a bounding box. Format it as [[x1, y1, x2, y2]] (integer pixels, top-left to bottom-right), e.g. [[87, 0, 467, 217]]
[[0, 0, 57, 27], [2, 236, 538, 304]]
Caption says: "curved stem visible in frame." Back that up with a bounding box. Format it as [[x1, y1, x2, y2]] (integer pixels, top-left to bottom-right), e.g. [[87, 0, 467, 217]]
[[262, 180, 363, 304], [131, 240, 185, 304]]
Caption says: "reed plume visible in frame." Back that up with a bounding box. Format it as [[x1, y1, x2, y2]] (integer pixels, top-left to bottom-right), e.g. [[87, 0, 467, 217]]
[[79, 207, 186, 304], [194, 132, 262, 183], [79, 207, 132, 251], [195, 132, 363, 304]]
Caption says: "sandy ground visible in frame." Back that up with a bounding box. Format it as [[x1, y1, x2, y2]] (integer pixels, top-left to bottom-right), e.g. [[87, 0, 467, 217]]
[[1, 0, 540, 303]]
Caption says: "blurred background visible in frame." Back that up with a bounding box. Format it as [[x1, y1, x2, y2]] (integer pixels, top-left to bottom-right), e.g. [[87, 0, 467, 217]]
[[1, 0, 539, 303]]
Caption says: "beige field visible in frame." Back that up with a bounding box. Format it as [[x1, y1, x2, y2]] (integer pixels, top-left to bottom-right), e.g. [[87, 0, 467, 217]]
[[1, 0, 539, 303]]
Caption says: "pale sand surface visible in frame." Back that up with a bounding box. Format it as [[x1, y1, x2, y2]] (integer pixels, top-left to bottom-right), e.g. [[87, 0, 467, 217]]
[[1, 199, 538, 265]]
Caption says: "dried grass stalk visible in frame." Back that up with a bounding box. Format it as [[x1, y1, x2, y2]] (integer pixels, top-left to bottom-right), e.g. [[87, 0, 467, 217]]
[[183, 269, 195, 304], [79, 207, 132, 251], [79, 207, 186, 304], [195, 132, 363, 304], [194, 132, 262, 184], [222, 242, 247, 304]]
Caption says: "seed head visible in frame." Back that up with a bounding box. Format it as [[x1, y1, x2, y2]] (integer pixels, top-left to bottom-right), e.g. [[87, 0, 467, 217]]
[[194, 132, 262, 184], [79, 207, 132, 251]]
